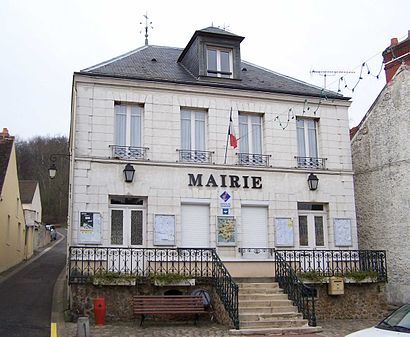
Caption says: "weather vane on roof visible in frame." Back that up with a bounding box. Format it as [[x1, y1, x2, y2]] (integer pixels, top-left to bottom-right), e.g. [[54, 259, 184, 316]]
[[140, 12, 153, 46]]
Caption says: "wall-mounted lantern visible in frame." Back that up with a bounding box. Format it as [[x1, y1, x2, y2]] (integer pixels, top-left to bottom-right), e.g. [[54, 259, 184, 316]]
[[123, 163, 135, 183], [307, 173, 319, 191], [48, 153, 70, 179]]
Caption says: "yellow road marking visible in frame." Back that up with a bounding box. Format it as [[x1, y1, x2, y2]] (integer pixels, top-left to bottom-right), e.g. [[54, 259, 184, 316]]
[[51, 322, 57, 337]]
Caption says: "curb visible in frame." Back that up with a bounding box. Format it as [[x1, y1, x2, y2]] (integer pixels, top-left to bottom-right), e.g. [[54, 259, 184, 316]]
[[52, 266, 67, 337]]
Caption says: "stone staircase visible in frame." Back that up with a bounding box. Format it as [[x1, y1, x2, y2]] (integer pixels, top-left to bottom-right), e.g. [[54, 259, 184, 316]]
[[230, 280, 322, 335]]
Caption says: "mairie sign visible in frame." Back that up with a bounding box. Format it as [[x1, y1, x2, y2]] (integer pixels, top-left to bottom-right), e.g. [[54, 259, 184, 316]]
[[188, 173, 262, 189]]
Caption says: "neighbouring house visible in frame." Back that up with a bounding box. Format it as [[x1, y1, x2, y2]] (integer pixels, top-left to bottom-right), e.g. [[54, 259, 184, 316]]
[[0, 128, 26, 273], [351, 31, 410, 305], [67, 27, 388, 331], [19, 180, 49, 255]]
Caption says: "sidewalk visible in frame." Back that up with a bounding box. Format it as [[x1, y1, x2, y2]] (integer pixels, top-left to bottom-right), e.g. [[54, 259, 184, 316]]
[[53, 318, 378, 337]]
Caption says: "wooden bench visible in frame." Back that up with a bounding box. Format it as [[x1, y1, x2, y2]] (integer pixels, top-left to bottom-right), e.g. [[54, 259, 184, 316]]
[[133, 295, 206, 326]]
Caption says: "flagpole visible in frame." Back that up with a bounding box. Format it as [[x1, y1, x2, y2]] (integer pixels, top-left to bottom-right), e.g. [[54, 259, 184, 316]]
[[224, 108, 232, 164]]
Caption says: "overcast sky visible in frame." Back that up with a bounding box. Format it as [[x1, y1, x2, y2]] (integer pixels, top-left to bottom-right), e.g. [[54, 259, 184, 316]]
[[1, 0, 409, 139]]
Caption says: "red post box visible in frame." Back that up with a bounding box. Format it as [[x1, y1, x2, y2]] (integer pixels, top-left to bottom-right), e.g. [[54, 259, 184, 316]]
[[93, 297, 106, 325]]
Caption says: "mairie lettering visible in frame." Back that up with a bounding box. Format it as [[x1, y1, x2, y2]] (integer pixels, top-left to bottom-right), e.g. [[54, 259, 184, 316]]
[[188, 173, 262, 189]]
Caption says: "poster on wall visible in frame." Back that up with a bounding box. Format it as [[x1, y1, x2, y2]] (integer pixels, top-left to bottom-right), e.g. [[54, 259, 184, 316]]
[[78, 212, 102, 244], [275, 218, 294, 247], [154, 214, 175, 246], [217, 216, 236, 246], [334, 218, 352, 246]]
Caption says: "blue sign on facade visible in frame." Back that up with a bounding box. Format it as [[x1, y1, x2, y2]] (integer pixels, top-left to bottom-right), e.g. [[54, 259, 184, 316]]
[[220, 191, 231, 202]]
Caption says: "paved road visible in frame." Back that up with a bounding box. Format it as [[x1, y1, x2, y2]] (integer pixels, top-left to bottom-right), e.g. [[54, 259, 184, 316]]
[[0, 230, 66, 337]]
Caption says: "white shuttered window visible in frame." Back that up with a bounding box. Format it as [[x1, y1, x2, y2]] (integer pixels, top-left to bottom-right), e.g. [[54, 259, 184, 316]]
[[241, 206, 268, 258], [181, 204, 210, 247]]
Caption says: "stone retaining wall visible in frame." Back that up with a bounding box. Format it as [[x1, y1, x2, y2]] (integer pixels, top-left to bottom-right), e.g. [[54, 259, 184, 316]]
[[70, 280, 233, 327], [314, 282, 389, 320]]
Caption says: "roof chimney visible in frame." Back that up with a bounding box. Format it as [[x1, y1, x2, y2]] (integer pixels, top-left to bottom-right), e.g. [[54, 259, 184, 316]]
[[0, 128, 10, 138], [382, 30, 410, 83]]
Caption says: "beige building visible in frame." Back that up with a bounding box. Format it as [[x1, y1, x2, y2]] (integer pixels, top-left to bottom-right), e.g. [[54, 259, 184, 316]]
[[351, 32, 410, 305], [0, 129, 26, 273], [19, 180, 46, 255]]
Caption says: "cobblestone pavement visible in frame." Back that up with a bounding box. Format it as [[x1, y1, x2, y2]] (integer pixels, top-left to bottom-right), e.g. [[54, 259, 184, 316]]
[[60, 319, 379, 337]]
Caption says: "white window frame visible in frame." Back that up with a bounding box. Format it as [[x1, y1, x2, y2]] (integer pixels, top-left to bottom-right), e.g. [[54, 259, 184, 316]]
[[296, 117, 319, 159], [206, 47, 233, 78], [238, 113, 263, 154], [180, 108, 207, 151], [109, 205, 146, 247], [298, 211, 327, 249], [114, 103, 143, 147]]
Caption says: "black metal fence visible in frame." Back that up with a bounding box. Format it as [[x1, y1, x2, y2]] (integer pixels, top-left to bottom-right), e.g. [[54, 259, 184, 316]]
[[275, 249, 387, 281], [68, 246, 239, 329]]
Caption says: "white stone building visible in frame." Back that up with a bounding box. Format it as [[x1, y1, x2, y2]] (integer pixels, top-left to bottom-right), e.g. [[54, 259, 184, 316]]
[[68, 27, 357, 277], [351, 32, 410, 304]]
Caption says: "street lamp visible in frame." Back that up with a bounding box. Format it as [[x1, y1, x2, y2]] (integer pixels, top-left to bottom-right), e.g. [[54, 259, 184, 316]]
[[48, 153, 70, 179], [307, 173, 319, 191], [123, 164, 135, 183]]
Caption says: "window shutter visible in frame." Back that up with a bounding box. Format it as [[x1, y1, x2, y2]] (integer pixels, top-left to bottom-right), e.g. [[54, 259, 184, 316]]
[[181, 204, 209, 247]]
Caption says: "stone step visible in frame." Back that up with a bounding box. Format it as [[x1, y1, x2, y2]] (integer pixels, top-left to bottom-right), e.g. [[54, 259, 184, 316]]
[[239, 312, 303, 322], [239, 287, 283, 295], [239, 299, 292, 308], [239, 293, 288, 301], [239, 306, 298, 314], [240, 318, 308, 329], [238, 282, 280, 289], [230, 326, 322, 336]]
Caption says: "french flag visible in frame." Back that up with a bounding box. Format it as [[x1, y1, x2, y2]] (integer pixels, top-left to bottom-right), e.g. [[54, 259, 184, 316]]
[[228, 111, 237, 149]]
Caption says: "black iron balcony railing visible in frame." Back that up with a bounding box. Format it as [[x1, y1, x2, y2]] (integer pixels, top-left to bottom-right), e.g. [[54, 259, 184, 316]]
[[275, 249, 387, 282], [177, 149, 214, 164], [295, 156, 327, 169], [274, 250, 317, 326], [110, 145, 149, 160], [237, 153, 270, 167], [68, 246, 239, 329]]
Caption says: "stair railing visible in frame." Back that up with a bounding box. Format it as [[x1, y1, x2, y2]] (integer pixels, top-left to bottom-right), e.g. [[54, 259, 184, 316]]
[[211, 249, 240, 329], [274, 250, 317, 326]]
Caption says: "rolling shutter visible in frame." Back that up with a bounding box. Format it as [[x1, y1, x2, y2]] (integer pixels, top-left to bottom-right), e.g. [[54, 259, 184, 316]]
[[241, 206, 268, 258], [181, 204, 210, 247]]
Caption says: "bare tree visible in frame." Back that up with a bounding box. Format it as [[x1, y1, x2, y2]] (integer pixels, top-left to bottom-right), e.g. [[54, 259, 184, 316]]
[[16, 136, 69, 225]]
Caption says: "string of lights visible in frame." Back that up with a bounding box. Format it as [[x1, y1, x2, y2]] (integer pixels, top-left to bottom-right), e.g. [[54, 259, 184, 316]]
[[273, 33, 407, 131]]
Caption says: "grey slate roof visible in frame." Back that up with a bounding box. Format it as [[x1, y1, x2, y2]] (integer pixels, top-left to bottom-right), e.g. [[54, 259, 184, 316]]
[[81, 45, 346, 100]]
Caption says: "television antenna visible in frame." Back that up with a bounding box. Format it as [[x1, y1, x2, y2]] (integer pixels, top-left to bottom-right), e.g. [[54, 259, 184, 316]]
[[310, 69, 355, 89]]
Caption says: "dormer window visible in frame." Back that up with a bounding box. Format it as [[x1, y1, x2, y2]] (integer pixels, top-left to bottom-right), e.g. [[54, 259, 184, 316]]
[[206, 47, 233, 78]]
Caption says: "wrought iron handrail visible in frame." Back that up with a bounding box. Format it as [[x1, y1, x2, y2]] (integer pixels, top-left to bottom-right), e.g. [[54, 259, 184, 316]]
[[295, 156, 327, 169], [237, 153, 270, 167], [177, 149, 214, 164], [110, 145, 149, 160], [211, 249, 239, 329], [68, 246, 240, 329], [274, 250, 317, 326], [275, 249, 387, 282]]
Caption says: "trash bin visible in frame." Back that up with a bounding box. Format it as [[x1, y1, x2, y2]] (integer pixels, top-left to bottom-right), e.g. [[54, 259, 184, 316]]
[[93, 297, 106, 325]]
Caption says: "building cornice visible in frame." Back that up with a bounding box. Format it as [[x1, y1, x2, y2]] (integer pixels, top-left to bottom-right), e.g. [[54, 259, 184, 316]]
[[73, 73, 351, 107]]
